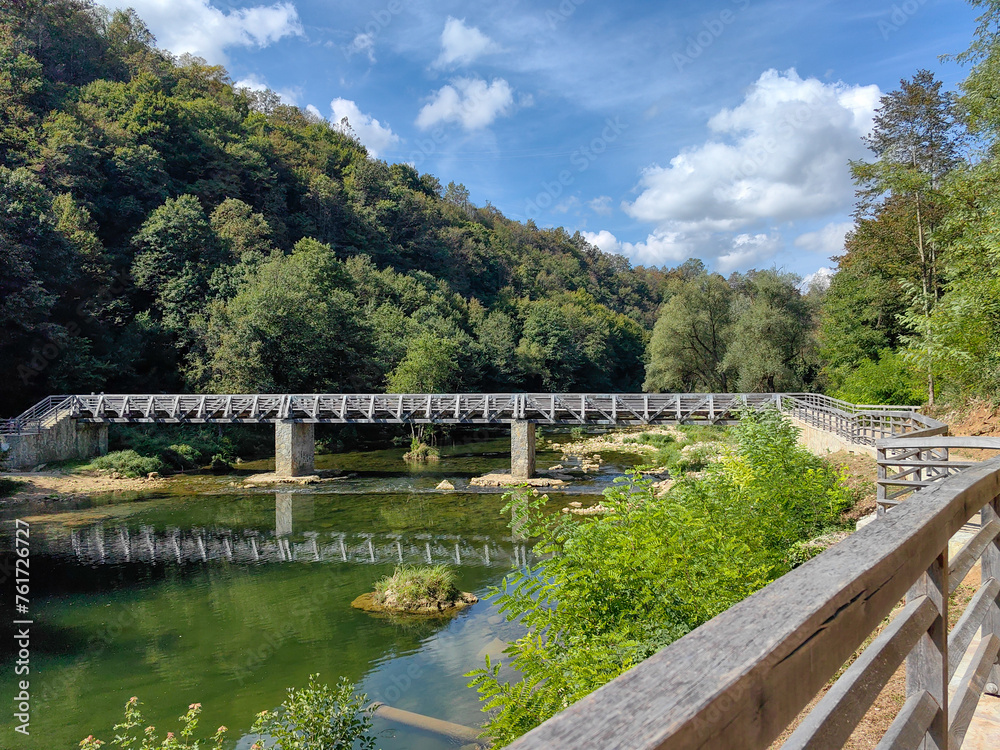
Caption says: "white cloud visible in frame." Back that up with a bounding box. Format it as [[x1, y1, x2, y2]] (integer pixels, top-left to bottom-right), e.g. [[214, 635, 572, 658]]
[[234, 73, 300, 105], [433, 17, 500, 68], [100, 0, 303, 64], [794, 221, 854, 257], [347, 32, 376, 63], [800, 267, 836, 293], [617, 69, 879, 268], [416, 77, 515, 131], [626, 69, 879, 231], [717, 233, 782, 273], [328, 98, 400, 157], [588, 196, 613, 216], [582, 229, 693, 267]]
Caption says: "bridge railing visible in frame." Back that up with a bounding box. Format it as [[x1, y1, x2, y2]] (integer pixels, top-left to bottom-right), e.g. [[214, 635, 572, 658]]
[[0, 395, 72, 435], [781, 392, 946, 446], [507, 454, 1000, 750]]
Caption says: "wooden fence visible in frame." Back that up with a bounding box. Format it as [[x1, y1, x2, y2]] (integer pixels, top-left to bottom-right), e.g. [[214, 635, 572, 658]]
[[508, 448, 1000, 748]]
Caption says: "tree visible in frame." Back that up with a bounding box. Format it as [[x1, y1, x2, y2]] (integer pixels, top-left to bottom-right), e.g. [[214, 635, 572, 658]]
[[848, 70, 962, 404], [193, 239, 374, 392], [386, 331, 461, 394], [723, 270, 814, 392], [644, 269, 732, 392]]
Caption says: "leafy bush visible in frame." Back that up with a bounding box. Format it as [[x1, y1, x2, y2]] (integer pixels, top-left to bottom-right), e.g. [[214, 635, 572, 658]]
[[250, 675, 376, 750], [87, 450, 164, 478], [373, 565, 459, 608], [403, 439, 439, 462], [833, 349, 924, 405], [468, 408, 851, 744], [81, 676, 375, 750]]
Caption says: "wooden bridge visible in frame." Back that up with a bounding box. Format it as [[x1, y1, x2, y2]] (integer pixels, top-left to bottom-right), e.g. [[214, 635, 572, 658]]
[[1, 392, 932, 476]]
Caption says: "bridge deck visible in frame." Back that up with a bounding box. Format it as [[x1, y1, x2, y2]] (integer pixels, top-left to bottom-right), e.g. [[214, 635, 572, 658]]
[[61, 392, 783, 426]]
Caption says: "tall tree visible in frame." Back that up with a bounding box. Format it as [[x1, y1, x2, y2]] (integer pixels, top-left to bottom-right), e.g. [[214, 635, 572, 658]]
[[848, 70, 962, 404], [644, 269, 732, 393]]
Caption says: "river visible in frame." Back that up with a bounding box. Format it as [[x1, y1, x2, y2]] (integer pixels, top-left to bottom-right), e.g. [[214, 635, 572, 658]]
[[0, 430, 642, 749]]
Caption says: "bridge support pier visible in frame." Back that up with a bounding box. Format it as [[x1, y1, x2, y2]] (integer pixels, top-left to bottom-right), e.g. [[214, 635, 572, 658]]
[[511, 420, 536, 479], [275, 422, 314, 477]]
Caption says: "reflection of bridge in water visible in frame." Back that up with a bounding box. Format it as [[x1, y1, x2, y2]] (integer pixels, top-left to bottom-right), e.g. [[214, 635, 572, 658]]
[[64, 524, 531, 568]]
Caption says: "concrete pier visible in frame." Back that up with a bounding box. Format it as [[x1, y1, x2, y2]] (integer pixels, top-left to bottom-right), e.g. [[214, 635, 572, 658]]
[[275, 422, 314, 477], [511, 420, 536, 479]]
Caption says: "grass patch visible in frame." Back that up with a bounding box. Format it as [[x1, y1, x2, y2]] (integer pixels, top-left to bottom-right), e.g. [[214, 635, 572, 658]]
[[373, 565, 459, 608], [623, 429, 728, 474], [83, 450, 164, 478], [0, 477, 24, 498]]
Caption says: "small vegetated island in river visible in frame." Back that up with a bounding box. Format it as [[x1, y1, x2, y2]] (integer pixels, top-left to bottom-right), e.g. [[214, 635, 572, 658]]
[[352, 565, 479, 615]]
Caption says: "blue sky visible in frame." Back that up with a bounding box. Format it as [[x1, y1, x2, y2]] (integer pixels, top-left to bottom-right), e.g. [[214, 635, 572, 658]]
[[99, 0, 980, 280]]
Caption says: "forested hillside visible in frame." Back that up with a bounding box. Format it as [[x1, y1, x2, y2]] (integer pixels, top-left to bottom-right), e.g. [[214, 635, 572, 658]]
[[4, 0, 1000, 418], [0, 0, 671, 415]]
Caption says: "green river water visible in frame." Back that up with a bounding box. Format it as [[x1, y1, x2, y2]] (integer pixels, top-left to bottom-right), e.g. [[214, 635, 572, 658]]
[[0, 432, 641, 750]]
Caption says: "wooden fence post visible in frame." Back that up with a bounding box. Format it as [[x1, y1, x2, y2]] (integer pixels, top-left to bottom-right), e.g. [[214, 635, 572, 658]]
[[983, 494, 1000, 695], [906, 551, 949, 750], [877, 445, 887, 516]]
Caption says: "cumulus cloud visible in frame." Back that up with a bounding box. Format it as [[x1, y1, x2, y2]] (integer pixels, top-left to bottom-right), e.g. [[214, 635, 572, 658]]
[[625, 69, 879, 231], [583, 228, 782, 271], [347, 31, 376, 63], [794, 221, 854, 257], [416, 77, 515, 131], [329, 98, 400, 157], [717, 233, 782, 273], [100, 0, 303, 64], [611, 69, 879, 269], [433, 17, 501, 68], [582, 229, 694, 267]]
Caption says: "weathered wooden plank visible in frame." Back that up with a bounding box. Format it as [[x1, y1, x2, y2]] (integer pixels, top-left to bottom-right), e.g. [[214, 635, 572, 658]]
[[874, 691, 939, 750], [507, 458, 1000, 750], [948, 519, 1000, 594], [948, 577, 1000, 680], [878, 436, 1000, 450], [947, 634, 1000, 748], [983, 495, 1000, 695], [905, 551, 948, 750], [781, 596, 937, 750]]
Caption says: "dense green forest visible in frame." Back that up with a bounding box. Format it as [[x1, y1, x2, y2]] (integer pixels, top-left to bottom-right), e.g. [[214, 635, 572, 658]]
[[4, 0, 1000, 418]]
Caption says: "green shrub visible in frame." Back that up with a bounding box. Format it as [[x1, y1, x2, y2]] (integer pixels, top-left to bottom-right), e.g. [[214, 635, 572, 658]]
[[373, 565, 459, 608], [468, 408, 851, 744], [250, 675, 376, 750], [81, 676, 375, 750], [833, 349, 924, 405], [87, 450, 164, 478]]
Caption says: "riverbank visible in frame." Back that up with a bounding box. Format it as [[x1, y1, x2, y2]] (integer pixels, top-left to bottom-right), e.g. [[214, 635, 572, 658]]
[[0, 468, 167, 503]]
